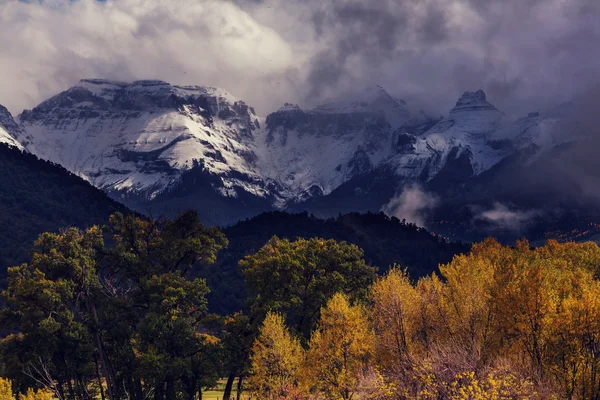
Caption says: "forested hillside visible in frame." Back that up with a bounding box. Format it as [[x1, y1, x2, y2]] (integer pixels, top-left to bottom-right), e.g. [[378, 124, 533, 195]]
[[0, 144, 128, 277], [0, 144, 468, 316], [199, 211, 468, 314]]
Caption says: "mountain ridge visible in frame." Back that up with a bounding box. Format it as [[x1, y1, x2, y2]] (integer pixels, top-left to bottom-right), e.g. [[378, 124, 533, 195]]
[[2, 79, 593, 230]]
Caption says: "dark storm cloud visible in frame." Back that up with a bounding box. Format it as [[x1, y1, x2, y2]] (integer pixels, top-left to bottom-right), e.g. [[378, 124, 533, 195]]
[[305, 1, 406, 99], [2, 0, 600, 118], [302, 0, 452, 104], [277, 0, 600, 114]]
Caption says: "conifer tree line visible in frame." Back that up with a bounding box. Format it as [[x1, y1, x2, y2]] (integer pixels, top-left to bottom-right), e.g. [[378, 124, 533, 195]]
[[1, 210, 600, 399]]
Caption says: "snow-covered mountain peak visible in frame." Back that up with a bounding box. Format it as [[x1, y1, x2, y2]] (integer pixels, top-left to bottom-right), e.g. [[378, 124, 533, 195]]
[[17, 79, 267, 203], [426, 89, 506, 137], [21, 79, 247, 119], [0, 105, 25, 150], [10, 79, 593, 227]]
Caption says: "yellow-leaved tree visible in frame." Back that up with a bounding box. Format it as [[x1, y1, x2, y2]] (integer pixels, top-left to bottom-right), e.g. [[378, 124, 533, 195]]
[[246, 312, 304, 400], [0, 378, 12, 400], [370, 268, 420, 377], [0, 378, 54, 400], [437, 238, 503, 368], [304, 293, 375, 400], [18, 388, 54, 400]]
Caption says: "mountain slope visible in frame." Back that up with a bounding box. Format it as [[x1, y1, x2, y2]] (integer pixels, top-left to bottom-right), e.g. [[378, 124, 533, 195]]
[[0, 142, 129, 277]]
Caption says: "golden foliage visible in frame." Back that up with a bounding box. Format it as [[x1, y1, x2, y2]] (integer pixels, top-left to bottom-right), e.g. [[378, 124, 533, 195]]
[[18, 388, 54, 400], [304, 293, 375, 400], [370, 268, 420, 373], [246, 238, 600, 399], [445, 369, 537, 400], [0, 378, 54, 400], [247, 312, 305, 399], [0, 378, 13, 400]]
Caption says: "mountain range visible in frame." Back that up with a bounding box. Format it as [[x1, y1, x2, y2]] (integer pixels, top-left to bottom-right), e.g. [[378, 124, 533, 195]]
[[2, 78, 598, 240]]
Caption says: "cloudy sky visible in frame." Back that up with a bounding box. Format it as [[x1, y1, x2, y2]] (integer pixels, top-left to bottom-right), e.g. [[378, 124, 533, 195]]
[[1, 0, 600, 116]]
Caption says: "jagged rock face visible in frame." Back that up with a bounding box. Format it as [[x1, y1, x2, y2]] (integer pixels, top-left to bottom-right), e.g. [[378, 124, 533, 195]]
[[394, 132, 418, 154], [0, 105, 25, 150], [382, 90, 508, 181], [19, 79, 268, 203], [432, 90, 505, 137]]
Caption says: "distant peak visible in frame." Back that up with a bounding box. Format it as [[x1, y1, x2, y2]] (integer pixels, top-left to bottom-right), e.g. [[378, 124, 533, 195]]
[[21, 78, 246, 119], [72, 79, 239, 102], [277, 103, 302, 112], [457, 89, 487, 104], [78, 79, 172, 88], [132, 79, 170, 87], [78, 78, 129, 87], [451, 89, 500, 114], [309, 84, 411, 128]]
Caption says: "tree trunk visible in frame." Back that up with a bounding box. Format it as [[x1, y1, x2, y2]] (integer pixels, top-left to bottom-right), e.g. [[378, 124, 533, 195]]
[[166, 376, 176, 400], [57, 380, 66, 400], [66, 377, 76, 400], [184, 379, 196, 400], [236, 376, 244, 400], [74, 376, 84, 400], [222, 373, 236, 400], [155, 380, 164, 400], [94, 357, 106, 400], [134, 377, 144, 400], [90, 301, 118, 400]]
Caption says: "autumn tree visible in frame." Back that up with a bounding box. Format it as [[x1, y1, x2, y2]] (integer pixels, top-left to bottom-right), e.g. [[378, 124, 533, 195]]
[[363, 238, 600, 399], [246, 312, 304, 399], [0, 378, 12, 400], [304, 293, 375, 400], [370, 269, 419, 368], [219, 312, 254, 400], [233, 237, 376, 398], [370, 268, 423, 395]]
